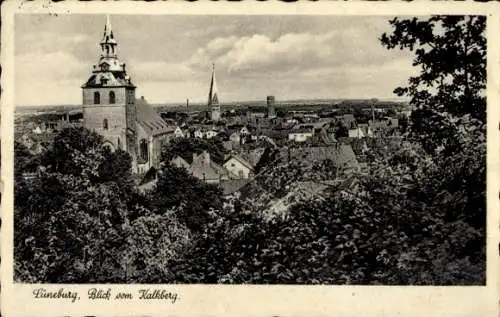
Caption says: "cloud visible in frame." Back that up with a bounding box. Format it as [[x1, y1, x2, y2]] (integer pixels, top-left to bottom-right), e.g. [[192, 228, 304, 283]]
[[15, 52, 89, 105], [16, 51, 88, 82], [14, 15, 415, 106], [16, 31, 93, 58], [185, 30, 409, 79], [205, 36, 238, 55], [187, 32, 335, 74]]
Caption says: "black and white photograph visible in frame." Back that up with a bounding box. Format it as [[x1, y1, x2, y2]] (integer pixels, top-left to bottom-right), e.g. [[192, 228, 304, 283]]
[[12, 11, 487, 286]]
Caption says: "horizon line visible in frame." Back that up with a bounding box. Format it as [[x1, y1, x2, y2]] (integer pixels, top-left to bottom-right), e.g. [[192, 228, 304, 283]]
[[16, 96, 409, 109]]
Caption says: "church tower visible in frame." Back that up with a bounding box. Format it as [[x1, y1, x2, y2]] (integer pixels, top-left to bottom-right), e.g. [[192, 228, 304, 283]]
[[82, 16, 137, 161], [208, 63, 221, 122]]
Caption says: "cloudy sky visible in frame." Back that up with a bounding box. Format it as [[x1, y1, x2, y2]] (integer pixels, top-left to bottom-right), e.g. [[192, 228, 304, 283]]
[[15, 14, 417, 106]]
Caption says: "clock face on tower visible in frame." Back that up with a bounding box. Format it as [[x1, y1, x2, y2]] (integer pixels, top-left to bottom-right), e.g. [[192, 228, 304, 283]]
[[101, 63, 110, 71]]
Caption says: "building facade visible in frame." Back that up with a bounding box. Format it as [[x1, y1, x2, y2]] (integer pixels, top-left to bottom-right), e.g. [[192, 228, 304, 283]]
[[82, 16, 173, 174]]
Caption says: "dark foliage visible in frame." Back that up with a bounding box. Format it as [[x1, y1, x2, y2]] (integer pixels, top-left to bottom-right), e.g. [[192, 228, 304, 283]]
[[160, 137, 227, 165], [14, 141, 42, 176], [380, 15, 486, 122], [149, 164, 223, 232]]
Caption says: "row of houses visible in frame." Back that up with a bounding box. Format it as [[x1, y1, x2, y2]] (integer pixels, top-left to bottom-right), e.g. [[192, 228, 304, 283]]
[[167, 150, 257, 196], [171, 151, 254, 181], [288, 116, 400, 143]]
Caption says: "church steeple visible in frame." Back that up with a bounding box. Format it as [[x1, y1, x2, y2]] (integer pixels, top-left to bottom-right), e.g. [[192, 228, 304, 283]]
[[208, 63, 221, 122], [208, 63, 219, 106], [82, 15, 138, 167], [82, 15, 134, 88], [100, 15, 117, 59]]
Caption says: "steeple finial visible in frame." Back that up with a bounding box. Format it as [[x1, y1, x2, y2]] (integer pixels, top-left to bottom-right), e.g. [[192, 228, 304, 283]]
[[106, 14, 111, 31], [103, 15, 114, 41]]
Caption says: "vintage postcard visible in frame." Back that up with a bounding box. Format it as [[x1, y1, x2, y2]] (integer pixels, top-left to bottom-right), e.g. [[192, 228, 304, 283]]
[[1, 1, 499, 316]]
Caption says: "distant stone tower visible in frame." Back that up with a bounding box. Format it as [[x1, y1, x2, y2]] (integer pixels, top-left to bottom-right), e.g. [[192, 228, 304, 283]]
[[267, 95, 276, 118], [208, 63, 221, 122], [82, 15, 137, 160]]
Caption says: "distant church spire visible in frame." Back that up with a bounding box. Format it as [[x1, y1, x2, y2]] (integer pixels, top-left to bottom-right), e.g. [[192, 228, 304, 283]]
[[208, 63, 219, 106]]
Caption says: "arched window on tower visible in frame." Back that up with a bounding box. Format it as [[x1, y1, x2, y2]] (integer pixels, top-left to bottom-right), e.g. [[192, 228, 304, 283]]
[[109, 91, 116, 104], [103, 118, 108, 130], [140, 139, 148, 162], [94, 91, 100, 104], [117, 137, 122, 150]]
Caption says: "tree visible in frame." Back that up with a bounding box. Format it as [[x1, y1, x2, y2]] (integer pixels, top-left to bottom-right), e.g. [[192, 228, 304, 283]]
[[119, 210, 192, 283], [160, 137, 227, 165], [14, 141, 42, 176], [98, 147, 134, 194], [42, 127, 105, 176], [380, 16, 486, 122], [335, 123, 349, 139], [359, 121, 485, 284], [14, 127, 142, 282], [149, 163, 223, 232]]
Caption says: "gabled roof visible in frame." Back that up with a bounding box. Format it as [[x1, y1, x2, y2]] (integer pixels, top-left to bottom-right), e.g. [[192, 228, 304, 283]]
[[278, 144, 358, 169], [171, 156, 190, 170], [189, 152, 232, 181], [225, 154, 254, 171], [136, 97, 174, 136]]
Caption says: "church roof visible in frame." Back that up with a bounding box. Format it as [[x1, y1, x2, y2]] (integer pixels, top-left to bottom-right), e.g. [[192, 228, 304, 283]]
[[83, 70, 134, 88], [136, 97, 174, 136]]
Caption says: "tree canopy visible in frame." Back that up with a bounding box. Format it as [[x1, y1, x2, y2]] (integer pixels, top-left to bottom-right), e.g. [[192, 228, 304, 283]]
[[380, 15, 486, 122], [160, 137, 227, 165]]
